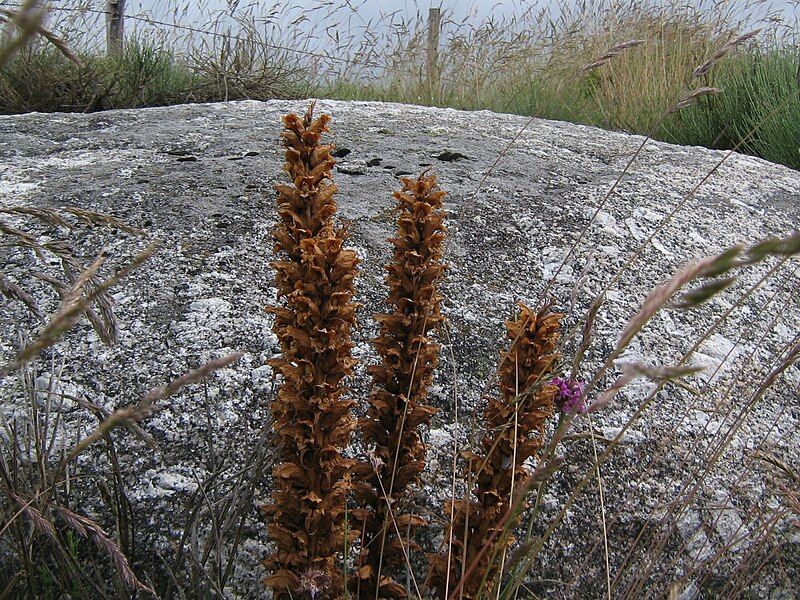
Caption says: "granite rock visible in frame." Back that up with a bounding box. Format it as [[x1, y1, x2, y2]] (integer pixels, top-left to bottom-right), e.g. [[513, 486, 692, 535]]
[[0, 100, 798, 598]]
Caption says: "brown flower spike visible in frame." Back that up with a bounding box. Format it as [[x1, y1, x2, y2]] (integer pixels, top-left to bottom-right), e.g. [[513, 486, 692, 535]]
[[351, 173, 447, 599], [263, 103, 359, 600], [428, 303, 561, 599]]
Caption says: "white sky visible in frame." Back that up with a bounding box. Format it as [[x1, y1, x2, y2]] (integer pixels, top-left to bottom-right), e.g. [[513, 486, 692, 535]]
[[126, 0, 798, 27], [47, 0, 799, 52]]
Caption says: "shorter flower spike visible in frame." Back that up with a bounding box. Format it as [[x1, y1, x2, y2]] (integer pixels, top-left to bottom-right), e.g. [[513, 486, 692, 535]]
[[428, 303, 562, 599]]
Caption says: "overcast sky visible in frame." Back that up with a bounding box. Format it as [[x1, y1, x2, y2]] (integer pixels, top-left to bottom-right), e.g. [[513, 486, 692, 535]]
[[125, 0, 798, 27], [62, 0, 797, 52]]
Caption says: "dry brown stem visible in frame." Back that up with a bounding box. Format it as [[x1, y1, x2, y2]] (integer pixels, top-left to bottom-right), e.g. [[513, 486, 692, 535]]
[[428, 303, 561, 599], [350, 173, 447, 599], [263, 103, 359, 600]]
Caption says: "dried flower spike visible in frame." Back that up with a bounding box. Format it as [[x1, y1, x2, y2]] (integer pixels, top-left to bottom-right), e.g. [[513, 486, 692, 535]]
[[299, 569, 333, 600], [428, 303, 561, 599], [263, 103, 359, 600], [351, 172, 447, 599]]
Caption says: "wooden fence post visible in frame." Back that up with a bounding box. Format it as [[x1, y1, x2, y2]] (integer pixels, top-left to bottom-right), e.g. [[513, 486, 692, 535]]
[[106, 0, 125, 54], [426, 7, 441, 102]]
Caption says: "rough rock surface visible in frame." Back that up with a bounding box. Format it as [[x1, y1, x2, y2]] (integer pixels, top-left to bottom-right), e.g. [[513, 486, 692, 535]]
[[0, 100, 798, 598]]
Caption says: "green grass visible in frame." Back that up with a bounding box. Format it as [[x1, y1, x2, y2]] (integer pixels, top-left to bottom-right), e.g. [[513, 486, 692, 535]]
[[664, 49, 800, 166], [0, 39, 194, 112], [105, 41, 196, 108], [0, 36, 306, 113]]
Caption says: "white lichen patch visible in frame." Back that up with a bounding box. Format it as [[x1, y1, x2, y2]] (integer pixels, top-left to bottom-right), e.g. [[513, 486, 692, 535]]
[[0, 156, 42, 205], [691, 333, 745, 383]]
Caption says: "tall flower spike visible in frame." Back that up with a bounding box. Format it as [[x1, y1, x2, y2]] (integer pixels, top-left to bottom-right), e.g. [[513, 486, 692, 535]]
[[428, 303, 562, 600], [351, 173, 447, 599], [263, 103, 359, 600]]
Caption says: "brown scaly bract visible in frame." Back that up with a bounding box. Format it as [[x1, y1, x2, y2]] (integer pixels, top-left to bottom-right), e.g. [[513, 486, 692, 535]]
[[351, 174, 447, 599], [263, 103, 359, 600], [428, 303, 561, 600]]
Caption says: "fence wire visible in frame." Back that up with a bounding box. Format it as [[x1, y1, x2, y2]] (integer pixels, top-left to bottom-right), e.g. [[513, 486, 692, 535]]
[[0, 0, 433, 79]]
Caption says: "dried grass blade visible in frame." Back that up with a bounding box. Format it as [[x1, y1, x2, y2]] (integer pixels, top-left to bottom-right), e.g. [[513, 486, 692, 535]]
[[669, 87, 721, 114], [0, 275, 44, 321], [5, 244, 155, 373], [70, 352, 241, 458], [53, 506, 154, 593], [571, 292, 604, 378], [62, 207, 145, 235], [0, 207, 71, 228], [578, 39, 645, 74], [11, 251, 108, 368], [590, 362, 704, 413], [617, 255, 718, 353], [9, 492, 57, 540], [693, 30, 761, 79]]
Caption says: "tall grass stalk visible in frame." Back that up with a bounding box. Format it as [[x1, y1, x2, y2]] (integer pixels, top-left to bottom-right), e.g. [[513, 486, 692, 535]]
[[1, 0, 798, 168], [568, 261, 796, 592]]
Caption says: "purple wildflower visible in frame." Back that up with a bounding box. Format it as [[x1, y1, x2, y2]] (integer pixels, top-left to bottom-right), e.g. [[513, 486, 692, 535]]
[[552, 376, 588, 414]]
